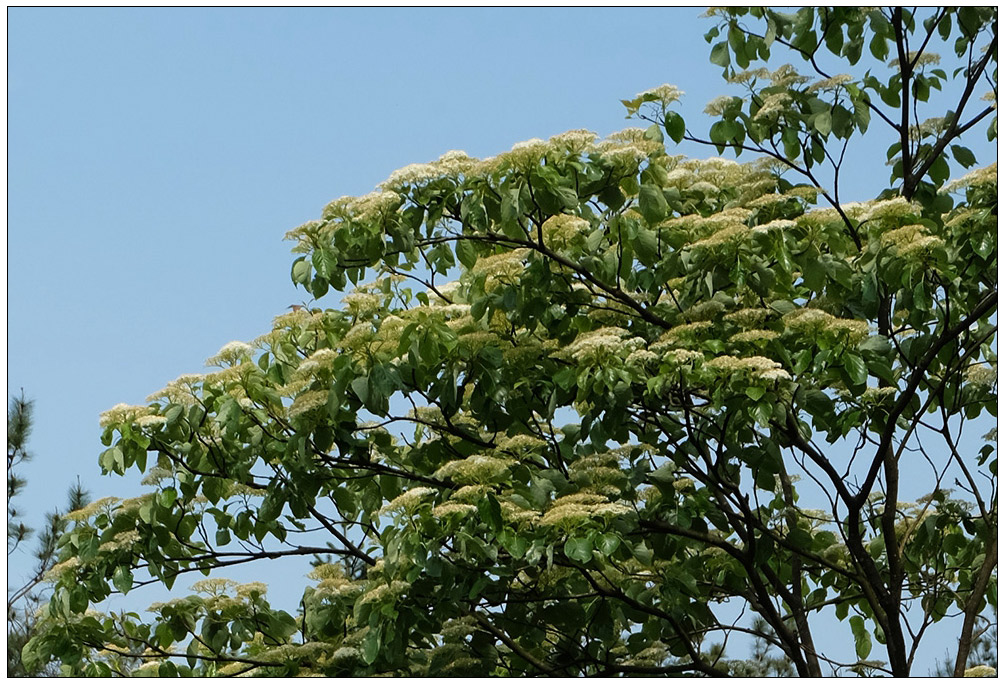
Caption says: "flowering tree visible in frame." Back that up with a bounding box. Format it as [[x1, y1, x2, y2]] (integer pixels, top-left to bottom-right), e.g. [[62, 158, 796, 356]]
[[27, 7, 996, 677]]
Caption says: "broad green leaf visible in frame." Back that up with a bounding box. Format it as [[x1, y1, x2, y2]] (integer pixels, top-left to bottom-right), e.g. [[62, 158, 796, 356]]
[[664, 111, 686, 144], [639, 184, 669, 224], [850, 615, 872, 659]]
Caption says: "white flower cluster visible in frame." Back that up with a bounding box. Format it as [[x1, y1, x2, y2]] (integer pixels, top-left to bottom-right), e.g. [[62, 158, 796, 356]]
[[549, 129, 598, 154], [147, 373, 204, 405], [964, 665, 997, 677], [432, 502, 478, 518], [382, 150, 477, 189], [880, 224, 946, 258], [568, 452, 625, 494], [206, 341, 254, 367], [784, 308, 869, 342], [435, 455, 515, 484], [542, 213, 590, 246], [191, 578, 237, 596], [471, 248, 529, 290], [944, 162, 997, 192], [322, 190, 401, 225], [496, 433, 547, 454], [861, 386, 898, 404], [888, 51, 940, 68], [704, 95, 742, 117], [861, 197, 920, 221], [908, 115, 950, 143], [358, 580, 410, 606], [135, 414, 167, 428], [559, 326, 646, 365], [964, 364, 997, 387], [294, 348, 340, 381], [690, 224, 750, 249], [539, 492, 631, 528], [635, 83, 685, 107], [378, 487, 437, 515], [728, 64, 809, 88], [287, 389, 329, 419], [98, 529, 141, 553], [64, 498, 120, 524], [729, 329, 780, 344], [807, 74, 853, 92], [705, 354, 791, 381], [725, 307, 773, 328], [653, 322, 713, 349], [752, 218, 796, 234], [342, 291, 382, 316], [753, 92, 792, 122], [599, 127, 665, 164], [99, 402, 156, 428], [684, 300, 726, 322], [236, 581, 268, 598]]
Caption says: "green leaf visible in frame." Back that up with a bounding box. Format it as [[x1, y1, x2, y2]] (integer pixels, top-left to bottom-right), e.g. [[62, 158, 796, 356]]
[[477, 494, 503, 533], [927, 152, 951, 187], [362, 627, 381, 664], [843, 355, 868, 386], [598, 533, 620, 556], [291, 257, 311, 286], [159, 487, 177, 509], [351, 376, 370, 404], [664, 111, 686, 144], [639, 184, 669, 224], [950, 144, 977, 168], [564, 537, 593, 564], [634, 229, 659, 265], [814, 110, 832, 136], [112, 566, 133, 594], [850, 615, 872, 659], [710, 41, 730, 67]]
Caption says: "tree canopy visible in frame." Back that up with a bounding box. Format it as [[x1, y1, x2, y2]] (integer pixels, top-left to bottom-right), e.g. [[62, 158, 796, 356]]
[[26, 7, 996, 677]]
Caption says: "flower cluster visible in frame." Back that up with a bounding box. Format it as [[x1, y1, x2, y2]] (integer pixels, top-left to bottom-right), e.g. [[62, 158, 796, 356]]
[[431, 502, 477, 518], [704, 95, 742, 116], [725, 307, 773, 328], [99, 403, 156, 428], [358, 580, 410, 606], [568, 452, 626, 495], [807, 74, 853, 92], [705, 354, 790, 381], [539, 492, 631, 528], [382, 150, 476, 189], [753, 93, 792, 122], [205, 341, 254, 367], [558, 326, 646, 365], [944, 162, 997, 192], [377, 487, 437, 515], [471, 249, 529, 290], [288, 390, 329, 419], [784, 308, 869, 342], [635, 84, 685, 107], [542, 213, 590, 247], [435, 455, 515, 484], [964, 364, 997, 387]]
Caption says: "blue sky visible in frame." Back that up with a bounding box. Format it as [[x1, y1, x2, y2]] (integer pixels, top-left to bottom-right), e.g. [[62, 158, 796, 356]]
[[7, 7, 995, 673], [8, 6, 728, 543]]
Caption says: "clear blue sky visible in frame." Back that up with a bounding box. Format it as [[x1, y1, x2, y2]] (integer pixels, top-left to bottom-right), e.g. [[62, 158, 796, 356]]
[[7, 7, 994, 673]]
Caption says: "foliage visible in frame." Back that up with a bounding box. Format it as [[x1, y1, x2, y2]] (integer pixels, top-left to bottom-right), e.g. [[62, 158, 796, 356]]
[[7, 393, 89, 676], [27, 7, 996, 677]]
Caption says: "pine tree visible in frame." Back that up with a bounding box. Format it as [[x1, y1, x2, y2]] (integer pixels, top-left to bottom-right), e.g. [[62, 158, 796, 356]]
[[7, 392, 89, 677]]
